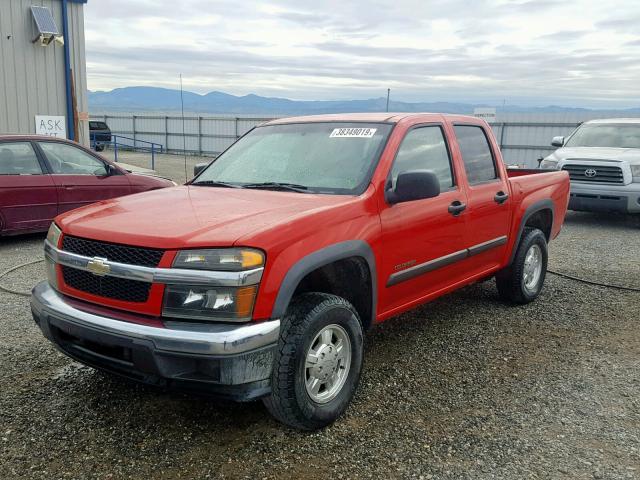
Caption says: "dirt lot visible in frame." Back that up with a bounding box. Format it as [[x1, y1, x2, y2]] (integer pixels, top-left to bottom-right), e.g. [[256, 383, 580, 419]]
[[1, 209, 639, 480]]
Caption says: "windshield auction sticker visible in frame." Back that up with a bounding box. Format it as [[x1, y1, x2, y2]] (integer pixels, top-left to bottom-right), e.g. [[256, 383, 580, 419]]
[[330, 128, 377, 138]]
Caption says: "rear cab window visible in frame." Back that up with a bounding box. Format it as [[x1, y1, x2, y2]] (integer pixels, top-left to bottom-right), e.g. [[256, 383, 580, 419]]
[[454, 125, 499, 185], [0, 142, 43, 175], [89, 122, 109, 130]]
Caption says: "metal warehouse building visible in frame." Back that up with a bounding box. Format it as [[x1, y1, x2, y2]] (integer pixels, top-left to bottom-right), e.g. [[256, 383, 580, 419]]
[[0, 0, 89, 145]]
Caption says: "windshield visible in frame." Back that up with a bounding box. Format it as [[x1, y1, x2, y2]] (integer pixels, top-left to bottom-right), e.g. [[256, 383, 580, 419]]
[[565, 124, 640, 148], [193, 122, 393, 194]]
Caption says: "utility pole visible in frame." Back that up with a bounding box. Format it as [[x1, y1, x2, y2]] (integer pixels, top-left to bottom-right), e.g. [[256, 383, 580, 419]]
[[386, 88, 391, 112]]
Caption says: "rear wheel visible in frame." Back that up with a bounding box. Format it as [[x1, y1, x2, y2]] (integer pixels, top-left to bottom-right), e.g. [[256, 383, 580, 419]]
[[263, 293, 364, 430], [94, 144, 105, 152], [496, 227, 548, 304]]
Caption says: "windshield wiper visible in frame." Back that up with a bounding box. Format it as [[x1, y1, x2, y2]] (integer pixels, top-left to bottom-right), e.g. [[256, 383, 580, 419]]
[[241, 182, 310, 193], [190, 180, 243, 188]]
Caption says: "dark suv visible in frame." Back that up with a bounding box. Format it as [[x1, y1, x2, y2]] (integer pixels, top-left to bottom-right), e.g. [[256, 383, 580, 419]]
[[89, 121, 111, 152]]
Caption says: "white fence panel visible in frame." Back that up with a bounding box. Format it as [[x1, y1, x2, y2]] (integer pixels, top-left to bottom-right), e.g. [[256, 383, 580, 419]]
[[92, 112, 640, 167]]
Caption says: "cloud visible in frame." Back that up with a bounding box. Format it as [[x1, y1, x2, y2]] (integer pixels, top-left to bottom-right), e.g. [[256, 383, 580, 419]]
[[84, 0, 640, 108]]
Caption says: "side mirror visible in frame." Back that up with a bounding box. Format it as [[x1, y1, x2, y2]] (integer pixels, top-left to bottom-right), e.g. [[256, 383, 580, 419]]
[[386, 170, 441, 205], [551, 136, 564, 147], [98, 164, 118, 176], [194, 162, 208, 177]]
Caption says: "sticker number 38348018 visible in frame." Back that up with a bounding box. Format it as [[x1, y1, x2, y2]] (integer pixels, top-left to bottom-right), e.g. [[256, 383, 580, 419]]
[[330, 128, 377, 138]]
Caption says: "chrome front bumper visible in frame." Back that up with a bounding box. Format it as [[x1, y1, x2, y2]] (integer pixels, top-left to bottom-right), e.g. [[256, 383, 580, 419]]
[[31, 282, 280, 399]]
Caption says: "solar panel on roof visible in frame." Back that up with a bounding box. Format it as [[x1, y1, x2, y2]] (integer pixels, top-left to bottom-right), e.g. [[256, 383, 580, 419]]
[[31, 6, 60, 36]]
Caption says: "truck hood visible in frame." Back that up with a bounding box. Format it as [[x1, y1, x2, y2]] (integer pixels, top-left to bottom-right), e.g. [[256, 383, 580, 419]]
[[546, 147, 640, 164], [57, 186, 357, 249]]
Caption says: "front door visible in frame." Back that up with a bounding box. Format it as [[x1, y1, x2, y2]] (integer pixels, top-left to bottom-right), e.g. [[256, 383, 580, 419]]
[[0, 141, 57, 234], [379, 124, 469, 316], [37, 141, 131, 214]]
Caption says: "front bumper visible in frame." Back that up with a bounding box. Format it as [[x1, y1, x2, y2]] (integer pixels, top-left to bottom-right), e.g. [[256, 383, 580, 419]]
[[569, 182, 640, 213], [31, 281, 280, 401]]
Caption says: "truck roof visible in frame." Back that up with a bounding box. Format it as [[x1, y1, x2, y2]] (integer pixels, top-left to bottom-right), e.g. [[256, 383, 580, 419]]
[[264, 112, 482, 125]]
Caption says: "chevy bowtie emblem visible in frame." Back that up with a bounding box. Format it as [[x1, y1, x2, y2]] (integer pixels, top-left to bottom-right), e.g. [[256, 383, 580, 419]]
[[86, 257, 110, 276]]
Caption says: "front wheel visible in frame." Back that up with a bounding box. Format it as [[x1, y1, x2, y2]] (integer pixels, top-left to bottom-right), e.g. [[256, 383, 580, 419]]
[[496, 227, 548, 304], [263, 293, 364, 430]]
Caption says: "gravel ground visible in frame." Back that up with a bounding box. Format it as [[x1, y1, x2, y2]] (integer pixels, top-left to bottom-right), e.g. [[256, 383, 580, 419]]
[[0, 212, 639, 480]]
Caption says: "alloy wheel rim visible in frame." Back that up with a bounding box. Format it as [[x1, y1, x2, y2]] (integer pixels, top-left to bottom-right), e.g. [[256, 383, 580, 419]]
[[305, 324, 352, 404], [523, 244, 543, 293]]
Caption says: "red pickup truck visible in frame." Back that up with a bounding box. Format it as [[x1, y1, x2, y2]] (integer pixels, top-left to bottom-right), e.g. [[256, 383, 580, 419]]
[[31, 113, 570, 430]]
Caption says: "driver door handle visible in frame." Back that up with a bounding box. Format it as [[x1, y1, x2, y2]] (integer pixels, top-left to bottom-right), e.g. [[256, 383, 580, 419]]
[[494, 191, 509, 204], [448, 200, 466, 216]]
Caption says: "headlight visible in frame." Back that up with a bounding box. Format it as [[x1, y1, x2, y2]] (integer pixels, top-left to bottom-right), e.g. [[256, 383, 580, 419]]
[[46, 222, 62, 247], [173, 248, 264, 271], [165, 248, 264, 321], [45, 223, 62, 290], [163, 284, 258, 321], [631, 165, 640, 182], [539, 159, 559, 169]]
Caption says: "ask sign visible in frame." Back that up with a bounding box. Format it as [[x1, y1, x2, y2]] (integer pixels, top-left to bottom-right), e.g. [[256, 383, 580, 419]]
[[35, 115, 66, 138]]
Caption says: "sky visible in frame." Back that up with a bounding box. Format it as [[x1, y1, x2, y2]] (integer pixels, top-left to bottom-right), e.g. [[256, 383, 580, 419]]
[[84, 0, 640, 108]]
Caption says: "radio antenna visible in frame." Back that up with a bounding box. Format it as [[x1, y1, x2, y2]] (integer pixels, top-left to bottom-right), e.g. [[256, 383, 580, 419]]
[[180, 74, 187, 182]]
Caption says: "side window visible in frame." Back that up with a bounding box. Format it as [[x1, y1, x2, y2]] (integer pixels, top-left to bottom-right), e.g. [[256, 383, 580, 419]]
[[390, 126, 454, 191], [454, 125, 498, 185], [0, 142, 43, 175], [40, 142, 107, 176]]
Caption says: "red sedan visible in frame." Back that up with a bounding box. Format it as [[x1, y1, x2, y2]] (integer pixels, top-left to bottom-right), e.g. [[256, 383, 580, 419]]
[[0, 135, 175, 236]]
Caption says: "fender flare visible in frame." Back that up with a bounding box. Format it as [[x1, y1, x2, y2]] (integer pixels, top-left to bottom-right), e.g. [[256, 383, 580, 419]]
[[271, 240, 377, 326], [508, 199, 555, 265]]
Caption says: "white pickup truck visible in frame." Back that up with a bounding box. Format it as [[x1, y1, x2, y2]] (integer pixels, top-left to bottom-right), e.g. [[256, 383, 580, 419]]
[[540, 118, 640, 214]]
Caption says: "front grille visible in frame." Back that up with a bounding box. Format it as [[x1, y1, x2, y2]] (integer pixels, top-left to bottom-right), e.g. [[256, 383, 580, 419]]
[[562, 164, 624, 184], [62, 266, 151, 303], [62, 236, 164, 267]]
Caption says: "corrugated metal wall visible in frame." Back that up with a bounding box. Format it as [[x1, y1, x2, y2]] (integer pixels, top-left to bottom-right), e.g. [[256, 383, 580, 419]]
[[92, 112, 640, 167], [0, 0, 88, 145]]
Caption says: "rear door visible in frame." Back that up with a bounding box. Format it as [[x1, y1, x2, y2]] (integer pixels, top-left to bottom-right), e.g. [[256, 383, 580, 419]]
[[37, 141, 131, 214], [451, 124, 511, 272], [0, 141, 57, 233]]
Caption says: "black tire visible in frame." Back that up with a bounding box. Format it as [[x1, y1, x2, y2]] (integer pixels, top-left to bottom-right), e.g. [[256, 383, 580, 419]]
[[263, 292, 364, 430], [496, 227, 548, 304], [94, 144, 105, 152]]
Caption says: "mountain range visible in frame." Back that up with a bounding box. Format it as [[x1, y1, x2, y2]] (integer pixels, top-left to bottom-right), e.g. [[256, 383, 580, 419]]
[[88, 87, 640, 115]]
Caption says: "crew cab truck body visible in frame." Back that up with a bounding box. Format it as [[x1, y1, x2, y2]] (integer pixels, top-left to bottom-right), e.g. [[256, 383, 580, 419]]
[[31, 113, 570, 430]]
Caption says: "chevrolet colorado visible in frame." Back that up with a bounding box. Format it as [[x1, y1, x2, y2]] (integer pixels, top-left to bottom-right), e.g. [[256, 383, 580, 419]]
[[540, 118, 640, 213], [32, 113, 570, 430]]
